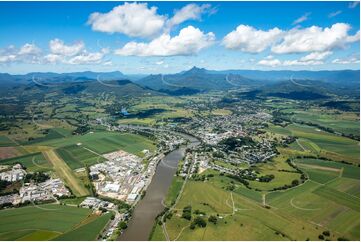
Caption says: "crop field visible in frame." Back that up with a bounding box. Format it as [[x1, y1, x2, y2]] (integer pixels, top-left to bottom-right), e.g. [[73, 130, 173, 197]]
[[0, 204, 111, 241], [0, 136, 17, 147], [33, 132, 156, 157], [53, 212, 112, 241], [0, 152, 53, 172], [56, 145, 105, 170], [267, 123, 360, 164], [265, 158, 360, 240], [292, 110, 360, 136]]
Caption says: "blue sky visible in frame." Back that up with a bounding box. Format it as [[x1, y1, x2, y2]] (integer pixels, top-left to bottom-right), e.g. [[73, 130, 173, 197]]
[[0, 1, 359, 74]]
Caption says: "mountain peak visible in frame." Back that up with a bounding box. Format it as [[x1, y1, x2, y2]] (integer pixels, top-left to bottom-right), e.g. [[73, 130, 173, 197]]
[[185, 66, 207, 74]]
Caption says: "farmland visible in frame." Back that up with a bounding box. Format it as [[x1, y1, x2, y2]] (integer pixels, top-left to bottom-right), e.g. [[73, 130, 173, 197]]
[[267, 123, 360, 164], [0, 204, 111, 241]]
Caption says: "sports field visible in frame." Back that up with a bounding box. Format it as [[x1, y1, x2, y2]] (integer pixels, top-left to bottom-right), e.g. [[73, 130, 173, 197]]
[[0, 204, 111, 241]]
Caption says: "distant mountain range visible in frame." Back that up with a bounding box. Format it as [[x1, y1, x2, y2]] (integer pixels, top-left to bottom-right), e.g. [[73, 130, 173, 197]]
[[0, 67, 359, 98]]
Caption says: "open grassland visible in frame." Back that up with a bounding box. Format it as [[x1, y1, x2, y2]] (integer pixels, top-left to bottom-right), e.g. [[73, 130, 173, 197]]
[[43, 150, 89, 197], [0, 205, 96, 241], [267, 123, 360, 164], [56, 145, 105, 170], [0, 152, 53, 172], [33, 132, 155, 157]]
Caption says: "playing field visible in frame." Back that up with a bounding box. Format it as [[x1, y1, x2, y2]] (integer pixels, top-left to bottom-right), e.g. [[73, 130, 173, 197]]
[[0, 204, 111, 241]]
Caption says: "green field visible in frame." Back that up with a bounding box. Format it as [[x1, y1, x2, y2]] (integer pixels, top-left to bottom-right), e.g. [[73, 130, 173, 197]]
[[292, 110, 360, 136], [267, 123, 360, 164], [0, 152, 53, 172], [32, 131, 156, 157], [0, 204, 110, 241], [54, 212, 112, 241], [151, 153, 360, 241], [152, 179, 330, 241], [56, 145, 105, 170], [0, 135, 17, 147]]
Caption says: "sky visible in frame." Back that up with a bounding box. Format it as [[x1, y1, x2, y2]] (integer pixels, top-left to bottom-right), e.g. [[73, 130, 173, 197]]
[[0, 1, 359, 74]]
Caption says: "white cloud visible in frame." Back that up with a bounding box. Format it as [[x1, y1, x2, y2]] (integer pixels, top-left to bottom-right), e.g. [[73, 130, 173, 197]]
[[332, 56, 360, 64], [300, 51, 332, 62], [222, 25, 283, 53], [349, 1, 359, 8], [18, 43, 41, 55], [115, 26, 215, 57], [257, 58, 282, 67], [49, 39, 84, 57], [328, 10, 342, 18], [67, 51, 105, 65], [0, 54, 16, 63], [156, 60, 164, 65], [292, 12, 311, 25], [166, 4, 211, 29], [272, 23, 360, 54], [43, 54, 64, 64], [283, 59, 323, 66], [87, 2, 166, 38], [258, 51, 331, 67], [0, 43, 42, 64]]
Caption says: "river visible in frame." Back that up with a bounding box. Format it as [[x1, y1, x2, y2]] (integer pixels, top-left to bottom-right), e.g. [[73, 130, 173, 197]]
[[119, 131, 200, 241]]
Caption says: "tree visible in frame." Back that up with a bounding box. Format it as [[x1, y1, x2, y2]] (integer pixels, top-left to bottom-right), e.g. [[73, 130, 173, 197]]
[[208, 215, 217, 224], [291, 179, 299, 186], [193, 216, 207, 228], [118, 221, 128, 230], [182, 205, 192, 220]]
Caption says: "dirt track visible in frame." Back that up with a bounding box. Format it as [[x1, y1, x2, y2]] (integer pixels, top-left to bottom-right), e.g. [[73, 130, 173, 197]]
[[43, 149, 89, 197]]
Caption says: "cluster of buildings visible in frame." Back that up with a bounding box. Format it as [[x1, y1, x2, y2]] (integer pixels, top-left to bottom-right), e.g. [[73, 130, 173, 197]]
[[19, 178, 70, 203], [80, 196, 115, 210], [0, 178, 70, 207], [0, 164, 26, 182], [90, 150, 159, 204]]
